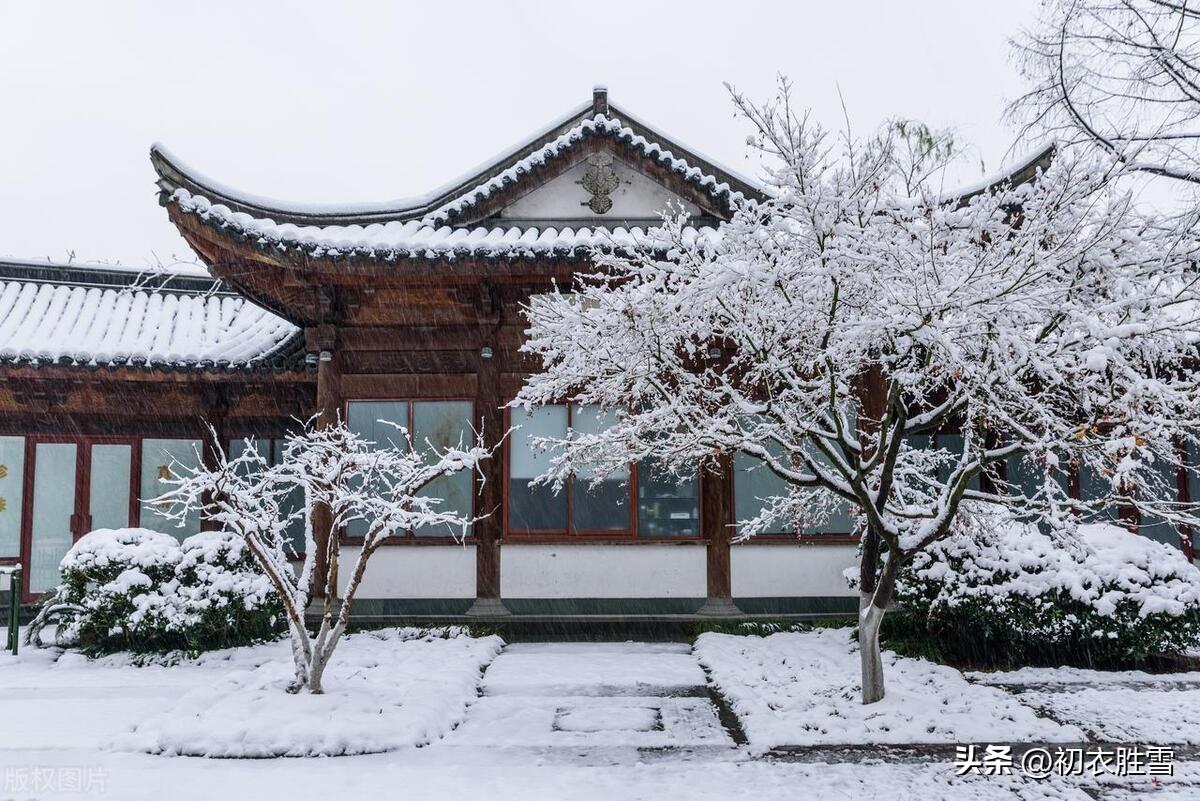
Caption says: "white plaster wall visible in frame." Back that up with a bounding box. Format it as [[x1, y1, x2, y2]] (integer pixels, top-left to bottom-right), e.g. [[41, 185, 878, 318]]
[[731, 543, 858, 598], [499, 158, 702, 220], [339, 545, 476, 599], [501, 544, 706, 598]]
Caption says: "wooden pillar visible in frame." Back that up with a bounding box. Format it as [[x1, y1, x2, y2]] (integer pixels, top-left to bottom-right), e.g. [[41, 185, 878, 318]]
[[466, 334, 510, 617], [199, 387, 230, 532], [199, 388, 229, 532], [1177, 437, 1195, 561], [699, 454, 741, 616], [311, 327, 341, 598]]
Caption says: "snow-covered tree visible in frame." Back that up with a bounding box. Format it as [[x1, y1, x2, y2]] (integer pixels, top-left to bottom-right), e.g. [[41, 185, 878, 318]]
[[1013, 0, 1200, 184], [514, 84, 1200, 704], [154, 418, 488, 693]]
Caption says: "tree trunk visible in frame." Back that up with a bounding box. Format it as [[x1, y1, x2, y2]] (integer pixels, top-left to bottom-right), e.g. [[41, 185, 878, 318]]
[[859, 597, 886, 704], [858, 551, 898, 705]]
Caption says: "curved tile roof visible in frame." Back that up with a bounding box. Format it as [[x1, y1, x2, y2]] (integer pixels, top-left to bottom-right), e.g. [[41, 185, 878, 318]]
[[0, 261, 300, 371]]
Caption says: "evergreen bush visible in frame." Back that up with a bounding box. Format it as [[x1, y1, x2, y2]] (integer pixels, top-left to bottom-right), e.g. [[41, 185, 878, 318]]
[[28, 528, 283, 655]]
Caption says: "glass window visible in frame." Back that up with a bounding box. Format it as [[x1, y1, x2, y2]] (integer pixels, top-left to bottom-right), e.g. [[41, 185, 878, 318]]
[[412, 401, 474, 537], [271, 439, 308, 556], [30, 443, 77, 593], [934, 433, 982, 492], [226, 438, 304, 554], [345, 400, 476, 538], [509, 406, 568, 531], [1188, 439, 1199, 516], [89, 444, 131, 531], [346, 402, 409, 537], [0, 436, 25, 557], [733, 451, 790, 535], [347, 401, 409, 450], [229, 438, 270, 465], [1078, 459, 1121, 524], [637, 458, 699, 537], [140, 439, 202, 538], [736, 438, 857, 536], [1137, 454, 1186, 549], [570, 405, 629, 532]]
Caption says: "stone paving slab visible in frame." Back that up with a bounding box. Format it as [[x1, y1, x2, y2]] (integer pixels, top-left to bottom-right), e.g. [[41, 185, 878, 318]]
[[446, 641, 736, 750], [445, 695, 734, 747], [481, 642, 708, 697]]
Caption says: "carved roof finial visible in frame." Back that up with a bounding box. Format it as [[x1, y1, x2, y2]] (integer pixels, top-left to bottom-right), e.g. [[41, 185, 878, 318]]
[[592, 85, 608, 116]]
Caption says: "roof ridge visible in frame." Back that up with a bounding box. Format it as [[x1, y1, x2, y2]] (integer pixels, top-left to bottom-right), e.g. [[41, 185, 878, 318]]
[[0, 258, 227, 295]]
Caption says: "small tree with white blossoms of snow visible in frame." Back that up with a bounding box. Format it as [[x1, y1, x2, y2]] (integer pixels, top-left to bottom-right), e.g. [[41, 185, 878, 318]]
[[514, 82, 1200, 704], [156, 417, 488, 693]]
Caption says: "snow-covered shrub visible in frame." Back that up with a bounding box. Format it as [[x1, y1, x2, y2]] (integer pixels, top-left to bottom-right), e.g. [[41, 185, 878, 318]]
[[891, 522, 1200, 668], [28, 528, 282, 654]]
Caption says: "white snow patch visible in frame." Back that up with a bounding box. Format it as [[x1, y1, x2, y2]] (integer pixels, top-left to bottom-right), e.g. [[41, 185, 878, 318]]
[[696, 628, 1083, 748], [1020, 687, 1200, 744], [115, 628, 502, 757], [482, 642, 706, 696], [970, 665, 1200, 686]]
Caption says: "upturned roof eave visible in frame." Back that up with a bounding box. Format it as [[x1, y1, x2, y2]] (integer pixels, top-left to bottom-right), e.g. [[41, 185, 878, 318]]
[[149, 97, 769, 229]]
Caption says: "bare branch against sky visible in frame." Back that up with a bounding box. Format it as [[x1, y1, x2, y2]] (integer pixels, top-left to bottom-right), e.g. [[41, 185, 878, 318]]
[[0, 0, 1038, 267]]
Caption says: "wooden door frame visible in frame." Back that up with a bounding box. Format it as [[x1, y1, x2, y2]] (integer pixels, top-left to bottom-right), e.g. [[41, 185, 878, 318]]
[[18, 435, 140, 602]]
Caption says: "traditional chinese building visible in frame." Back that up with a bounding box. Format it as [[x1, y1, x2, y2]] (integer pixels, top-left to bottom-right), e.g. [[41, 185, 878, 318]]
[[0, 89, 1194, 616]]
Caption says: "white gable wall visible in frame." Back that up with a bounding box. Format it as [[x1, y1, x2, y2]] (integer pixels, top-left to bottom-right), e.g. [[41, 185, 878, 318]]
[[497, 156, 702, 222]]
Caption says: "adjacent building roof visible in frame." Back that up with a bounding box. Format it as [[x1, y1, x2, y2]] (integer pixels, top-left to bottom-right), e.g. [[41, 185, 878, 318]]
[[0, 259, 301, 372]]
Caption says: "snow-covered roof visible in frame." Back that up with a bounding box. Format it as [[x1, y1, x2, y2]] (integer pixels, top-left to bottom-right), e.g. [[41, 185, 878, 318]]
[[167, 188, 720, 261], [152, 89, 758, 262], [0, 260, 301, 371]]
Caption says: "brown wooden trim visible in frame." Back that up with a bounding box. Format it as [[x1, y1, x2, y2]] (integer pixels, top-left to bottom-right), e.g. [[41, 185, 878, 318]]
[[504, 533, 706, 545], [0, 364, 312, 385], [129, 437, 142, 528], [339, 535, 479, 547], [1178, 437, 1195, 561], [18, 436, 34, 602], [474, 340, 503, 601], [734, 534, 861, 545]]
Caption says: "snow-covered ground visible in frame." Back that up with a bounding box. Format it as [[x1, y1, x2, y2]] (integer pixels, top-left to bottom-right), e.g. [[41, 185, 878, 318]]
[[2, 628, 502, 759], [695, 627, 1083, 748], [3, 629, 1199, 800], [973, 663, 1200, 745]]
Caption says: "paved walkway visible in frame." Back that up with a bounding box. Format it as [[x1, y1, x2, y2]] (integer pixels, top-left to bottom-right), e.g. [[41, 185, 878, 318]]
[[443, 642, 737, 750]]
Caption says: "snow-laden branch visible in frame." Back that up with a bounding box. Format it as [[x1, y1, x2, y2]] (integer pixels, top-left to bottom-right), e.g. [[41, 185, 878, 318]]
[[150, 417, 489, 693], [514, 83, 1200, 704]]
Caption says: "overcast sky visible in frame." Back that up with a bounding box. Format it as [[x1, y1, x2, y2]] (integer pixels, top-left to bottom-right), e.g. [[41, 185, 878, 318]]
[[0, 1, 1042, 269]]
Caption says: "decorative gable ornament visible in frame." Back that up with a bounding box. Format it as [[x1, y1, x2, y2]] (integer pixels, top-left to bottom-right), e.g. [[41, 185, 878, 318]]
[[578, 152, 621, 214]]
